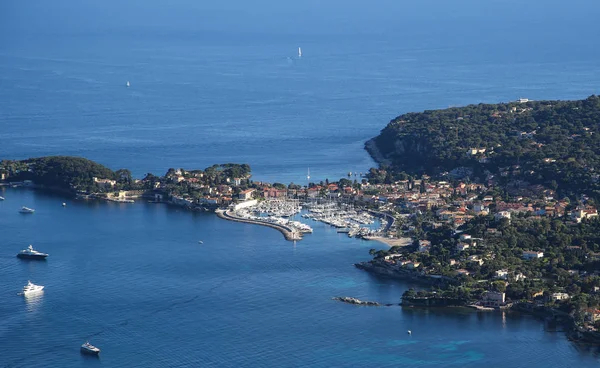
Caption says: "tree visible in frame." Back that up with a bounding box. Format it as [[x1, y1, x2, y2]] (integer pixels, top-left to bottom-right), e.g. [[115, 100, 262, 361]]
[[115, 169, 133, 185]]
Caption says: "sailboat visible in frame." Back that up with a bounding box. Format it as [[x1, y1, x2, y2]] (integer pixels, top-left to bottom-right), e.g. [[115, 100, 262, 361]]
[[298, 47, 302, 58]]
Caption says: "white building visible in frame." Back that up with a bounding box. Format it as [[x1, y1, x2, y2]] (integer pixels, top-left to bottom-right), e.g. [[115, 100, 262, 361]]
[[551, 292, 570, 301], [238, 189, 255, 200], [494, 269, 509, 280], [495, 211, 511, 222], [459, 234, 472, 241], [522, 251, 544, 260], [456, 243, 470, 252], [93, 177, 116, 188]]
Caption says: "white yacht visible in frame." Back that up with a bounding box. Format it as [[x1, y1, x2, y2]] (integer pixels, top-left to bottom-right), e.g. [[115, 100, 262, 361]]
[[17, 245, 49, 260], [19, 206, 35, 214], [22, 281, 44, 295], [81, 341, 101, 355]]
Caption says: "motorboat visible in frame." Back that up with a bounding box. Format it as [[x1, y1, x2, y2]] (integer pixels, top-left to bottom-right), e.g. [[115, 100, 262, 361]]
[[17, 245, 48, 260], [81, 341, 101, 355], [19, 206, 35, 214], [22, 281, 44, 296]]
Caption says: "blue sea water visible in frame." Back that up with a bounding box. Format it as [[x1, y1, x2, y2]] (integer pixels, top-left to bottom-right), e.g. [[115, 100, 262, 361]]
[[2, 188, 600, 367], [1, 0, 600, 366]]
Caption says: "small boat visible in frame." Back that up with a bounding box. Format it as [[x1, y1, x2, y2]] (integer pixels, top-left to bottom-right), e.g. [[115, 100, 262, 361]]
[[19, 206, 35, 214], [62, 202, 67, 207], [298, 46, 302, 58], [0, 196, 5, 200], [126, 81, 130, 88], [198, 240, 203, 244], [22, 281, 44, 296], [17, 245, 49, 260], [407, 330, 412, 335], [80, 341, 101, 355]]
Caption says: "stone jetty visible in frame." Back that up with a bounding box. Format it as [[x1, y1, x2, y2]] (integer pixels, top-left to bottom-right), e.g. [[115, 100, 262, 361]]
[[216, 209, 302, 241]]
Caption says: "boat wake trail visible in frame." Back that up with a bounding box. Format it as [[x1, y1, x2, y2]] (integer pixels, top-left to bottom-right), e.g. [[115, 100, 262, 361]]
[[85, 275, 245, 340]]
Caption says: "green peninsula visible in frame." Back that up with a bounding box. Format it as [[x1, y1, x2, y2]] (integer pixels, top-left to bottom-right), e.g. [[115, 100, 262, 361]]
[[367, 95, 600, 200], [360, 95, 600, 342]]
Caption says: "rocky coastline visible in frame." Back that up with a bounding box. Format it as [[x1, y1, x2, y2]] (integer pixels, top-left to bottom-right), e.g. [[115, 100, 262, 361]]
[[332, 296, 390, 306], [364, 138, 392, 167], [354, 261, 455, 287]]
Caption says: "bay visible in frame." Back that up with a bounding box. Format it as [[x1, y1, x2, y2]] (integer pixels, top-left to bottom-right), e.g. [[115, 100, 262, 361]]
[[1, 187, 599, 367], [1, 0, 600, 366]]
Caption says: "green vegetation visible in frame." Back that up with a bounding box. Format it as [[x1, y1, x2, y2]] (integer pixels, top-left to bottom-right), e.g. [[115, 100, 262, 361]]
[[0, 156, 116, 192], [370, 95, 600, 200], [0, 157, 253, 200], [203, 163, 251, 183], [373, 212, 600, 320]]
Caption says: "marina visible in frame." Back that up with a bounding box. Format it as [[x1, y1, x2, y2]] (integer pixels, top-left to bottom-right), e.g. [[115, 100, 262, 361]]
[[215, 198, 389, 241], [303, 201, 384, 239]]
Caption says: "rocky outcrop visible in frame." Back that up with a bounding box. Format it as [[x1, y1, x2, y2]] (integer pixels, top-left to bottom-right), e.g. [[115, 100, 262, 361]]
[[333, 296, 381, 306]]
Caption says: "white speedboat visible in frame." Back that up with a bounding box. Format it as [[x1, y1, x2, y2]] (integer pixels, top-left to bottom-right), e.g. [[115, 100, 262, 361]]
[[22, 281, 44, 295], [19, 206, 35, 214], [0, 196, 5, 200], [17, 245, 49, 260], [81, 341, 101, 355]]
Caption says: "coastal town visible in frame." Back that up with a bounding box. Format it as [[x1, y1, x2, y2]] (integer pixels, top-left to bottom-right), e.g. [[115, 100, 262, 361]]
[[4, 95, 600, 343]]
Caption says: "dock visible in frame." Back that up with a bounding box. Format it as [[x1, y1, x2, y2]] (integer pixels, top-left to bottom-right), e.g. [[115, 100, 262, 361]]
[[216, 209, 302, 241]]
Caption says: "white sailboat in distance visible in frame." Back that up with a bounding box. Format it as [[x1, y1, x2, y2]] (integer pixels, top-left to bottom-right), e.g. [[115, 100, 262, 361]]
[[298, 47, 302, 58], [126, 81, 130, 87]]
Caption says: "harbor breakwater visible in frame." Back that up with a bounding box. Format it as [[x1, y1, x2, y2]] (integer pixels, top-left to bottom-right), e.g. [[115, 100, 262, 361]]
[[215, 209, 302, 241]]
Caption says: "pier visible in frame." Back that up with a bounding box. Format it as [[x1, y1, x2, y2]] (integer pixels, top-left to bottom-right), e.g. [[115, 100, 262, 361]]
[[368, 210, 395, 232], [216, 209, 302, 241]]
